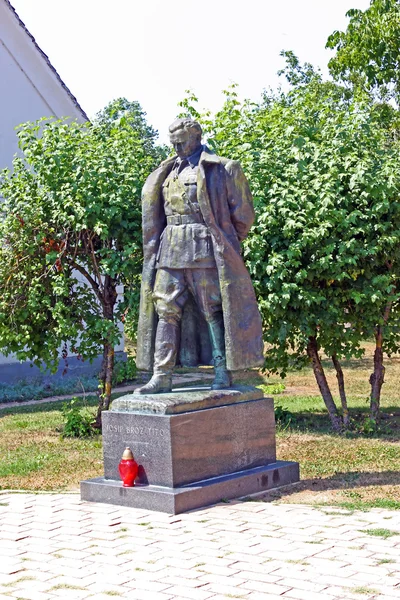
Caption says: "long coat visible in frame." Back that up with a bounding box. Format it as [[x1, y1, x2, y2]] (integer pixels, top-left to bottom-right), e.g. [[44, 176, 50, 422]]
[[136, 146, 264, 371]]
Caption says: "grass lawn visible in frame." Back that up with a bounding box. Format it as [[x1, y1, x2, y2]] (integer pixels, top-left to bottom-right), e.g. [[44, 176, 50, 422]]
[[0, 397, 103, 491], [0, 342, 399, 510]]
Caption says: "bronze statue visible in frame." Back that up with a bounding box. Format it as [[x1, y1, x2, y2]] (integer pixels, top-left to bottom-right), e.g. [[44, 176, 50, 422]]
[[136, 118, 264, 394]]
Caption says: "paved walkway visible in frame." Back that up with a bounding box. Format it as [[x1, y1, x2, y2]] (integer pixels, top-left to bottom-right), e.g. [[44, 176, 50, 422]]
[[0, 493, 399, 600]]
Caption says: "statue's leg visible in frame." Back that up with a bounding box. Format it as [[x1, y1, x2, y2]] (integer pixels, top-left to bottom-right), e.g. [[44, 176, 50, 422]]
[[207, 312, 232, 389], [187, 268, 232, 390], [136, 268, 188, 395]]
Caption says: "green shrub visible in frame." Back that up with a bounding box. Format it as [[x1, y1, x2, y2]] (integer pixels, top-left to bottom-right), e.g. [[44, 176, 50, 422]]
[[112, 356, 137, 385], [257, 383, 286, 395], [274, 404, 295, 429], [61, 397, 95, 438]]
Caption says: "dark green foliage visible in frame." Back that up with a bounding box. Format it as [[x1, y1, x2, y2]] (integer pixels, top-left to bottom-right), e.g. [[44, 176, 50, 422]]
[[179, 53, 400, 429], [112, 356, 137, 385], [95, 97, 167, 159], [0, 99, 166, 424], [357, 415, 394, 437], [61, 398, 95, 438], [0, 105, 160, 368], [274, 404, 295, 429], [327, 0, 400, 105]]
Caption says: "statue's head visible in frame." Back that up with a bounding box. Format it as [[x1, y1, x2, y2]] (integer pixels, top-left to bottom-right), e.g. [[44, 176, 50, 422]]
[[169, 118, 202, 159]]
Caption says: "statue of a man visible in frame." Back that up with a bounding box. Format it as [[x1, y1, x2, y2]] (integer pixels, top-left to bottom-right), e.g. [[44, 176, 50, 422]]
[[136, 118, 264, 394]]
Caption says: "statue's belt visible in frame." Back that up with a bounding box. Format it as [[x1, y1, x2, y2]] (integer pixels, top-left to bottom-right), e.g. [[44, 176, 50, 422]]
[[166, 214, 204, 225]]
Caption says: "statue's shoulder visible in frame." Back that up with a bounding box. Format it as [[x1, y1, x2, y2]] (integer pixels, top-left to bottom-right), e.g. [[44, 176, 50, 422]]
[[201, 147, 241, 172], [150, 156, 175, 177], [143, 157, 175, 196]]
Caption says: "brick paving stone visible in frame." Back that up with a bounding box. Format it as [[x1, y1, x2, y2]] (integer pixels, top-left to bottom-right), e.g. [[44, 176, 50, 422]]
[[196, 563, 242, 577], [202, 582, 252, 596], [203, 596, 250, 600], [250, 537, 295, 551], [349, 569, 399, 585], [0, 575, 22, 586], [247, 595, 295, 600], [221, 552, 270, 563], [0, 567, 25, 577], [302, 557, 354, 573], [2, 493, 400, 600], [261, 566, 325, 582], [274, 578, 327, 593], [11, 580, 50, 594], [373, 590, 400, 599], [122, 592, 174, 600], [11, 570, 53, 584], [232, 559, 282, 574], [240, 580, 293, 595], [45, 589, 90, 600], [241, 570, 285, 583], [55, 549, 91, 560], [188, 547, 229, 559], [283, 589, 340, 600], [155, 575, 207, 589], [121, 570, 161, 584], [321, 585, 356, 597], [10, 591, 58, 600], [163, 586, 217, 599], [372, 586, 400, 596], [317, 573, 372, 588], [44, 565, 94, 580], [197, 573, 248, 588], [164, 561, 209, 574], [151, 568, 204, 581], [128, 579, 173, 593], [45, 575, 95, 590]]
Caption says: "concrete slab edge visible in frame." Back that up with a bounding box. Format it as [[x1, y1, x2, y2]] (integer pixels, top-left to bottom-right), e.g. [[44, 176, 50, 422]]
[[80, 460, 300, 515]]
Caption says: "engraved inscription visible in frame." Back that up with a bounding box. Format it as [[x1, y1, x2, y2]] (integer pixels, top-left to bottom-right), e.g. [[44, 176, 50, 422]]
[[105, 424, 166, 437], [105, 424, 124, 433]]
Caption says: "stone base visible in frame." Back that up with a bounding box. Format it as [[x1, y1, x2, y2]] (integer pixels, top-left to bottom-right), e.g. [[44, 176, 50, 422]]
[[81, 460, 300, 515], [81, 385, 300, 514], [102, 388, 277, 488]]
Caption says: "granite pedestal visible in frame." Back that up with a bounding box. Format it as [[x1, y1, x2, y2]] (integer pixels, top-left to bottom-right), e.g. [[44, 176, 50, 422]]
[[81, 385, 300, 514]]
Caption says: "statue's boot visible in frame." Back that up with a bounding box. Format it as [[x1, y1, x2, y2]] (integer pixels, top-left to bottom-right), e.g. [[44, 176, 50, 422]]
[[135, 373, 172, 394], [208, 314, 232, 390], [212, 363, 232, 390], [136, 318, 179, 395]]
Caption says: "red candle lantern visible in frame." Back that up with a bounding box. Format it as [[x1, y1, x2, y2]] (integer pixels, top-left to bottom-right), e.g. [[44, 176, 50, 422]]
[[118, 447, 139, 487]]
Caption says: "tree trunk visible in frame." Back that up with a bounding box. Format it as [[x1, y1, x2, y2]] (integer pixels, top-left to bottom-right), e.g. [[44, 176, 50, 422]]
[[307, 336, 343, 432], [369, 292, 393, 423], [331, 353, 350, 429], [94, 275, 118, 429], [369, 325, 385, 422], [94, 342, 115, 429], [102, 342, 115, 412]]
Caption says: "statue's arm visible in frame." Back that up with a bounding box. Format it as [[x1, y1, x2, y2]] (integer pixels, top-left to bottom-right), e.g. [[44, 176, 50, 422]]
[[225, 160, 255, 241], [141, 171, 167, 263]]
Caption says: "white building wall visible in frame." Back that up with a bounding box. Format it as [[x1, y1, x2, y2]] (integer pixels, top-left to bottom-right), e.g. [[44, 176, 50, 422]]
[[0, 1, 87, 171], [0, 1, 124, 369]]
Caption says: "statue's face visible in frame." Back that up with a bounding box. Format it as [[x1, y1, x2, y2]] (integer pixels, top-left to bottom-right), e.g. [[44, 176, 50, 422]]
[[170, 129, 201, 159]]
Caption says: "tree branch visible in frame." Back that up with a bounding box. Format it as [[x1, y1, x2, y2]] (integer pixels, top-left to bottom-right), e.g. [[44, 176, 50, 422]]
[[87, 232, 104, 293], [69, 260, 105, 307]]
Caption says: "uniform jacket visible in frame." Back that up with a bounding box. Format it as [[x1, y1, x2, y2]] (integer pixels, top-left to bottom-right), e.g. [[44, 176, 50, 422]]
[[136, 146, 264, 371]]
